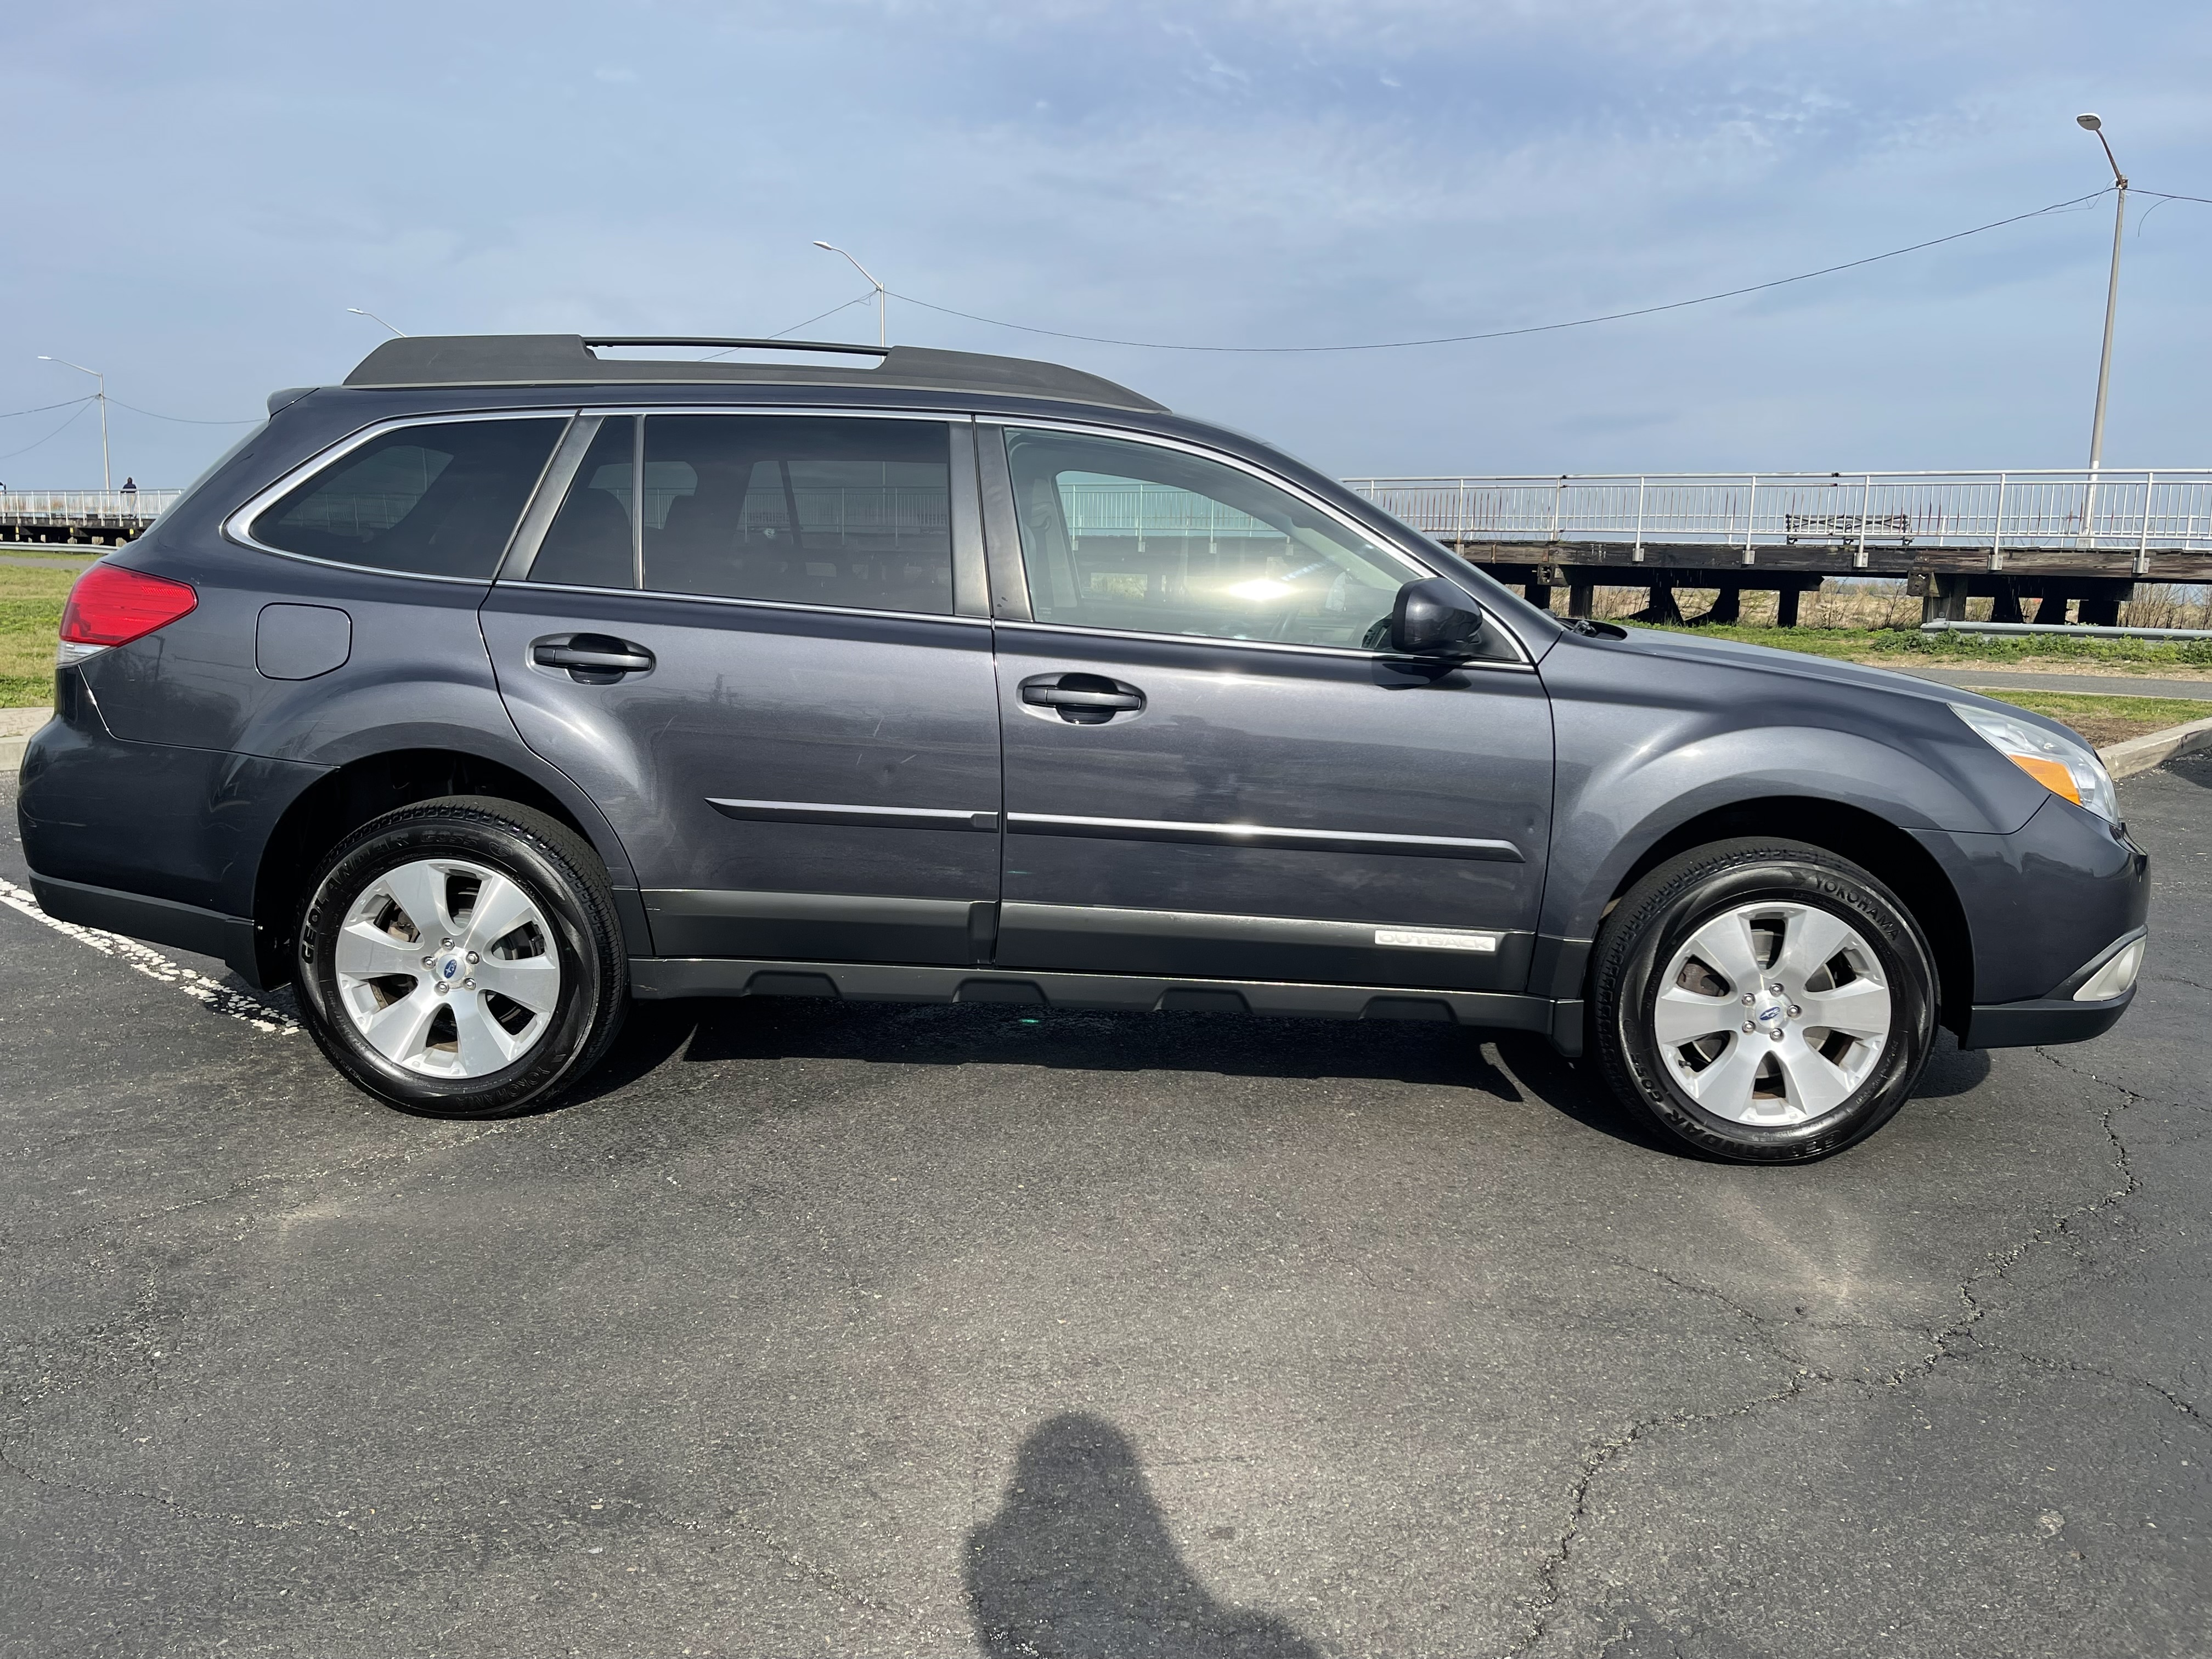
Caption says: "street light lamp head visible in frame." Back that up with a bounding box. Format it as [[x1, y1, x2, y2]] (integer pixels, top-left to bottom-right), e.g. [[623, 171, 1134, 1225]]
[[2076, 112, 2102, 131], [812, 240, 836, 251]]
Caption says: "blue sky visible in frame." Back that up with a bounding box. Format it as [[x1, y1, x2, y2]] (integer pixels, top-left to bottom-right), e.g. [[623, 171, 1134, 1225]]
[[4, 1, 2208, 488]]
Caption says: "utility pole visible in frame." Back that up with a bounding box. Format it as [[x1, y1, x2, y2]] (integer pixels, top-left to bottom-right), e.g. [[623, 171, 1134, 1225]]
[[2077, 115, 2128, 474], [812, 241, 888, 346], [38, 356, 110, 492]]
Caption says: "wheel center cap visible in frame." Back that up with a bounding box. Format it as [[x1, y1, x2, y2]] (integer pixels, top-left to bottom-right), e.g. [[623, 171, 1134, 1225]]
[[437, 954, 465, 985], [1756, 1001, 1788, 1026]]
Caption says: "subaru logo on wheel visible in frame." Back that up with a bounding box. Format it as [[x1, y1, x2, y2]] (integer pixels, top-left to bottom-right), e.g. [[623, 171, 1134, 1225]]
[[1757, 1006, 1783, 1023], [442, 959, 459, 979]]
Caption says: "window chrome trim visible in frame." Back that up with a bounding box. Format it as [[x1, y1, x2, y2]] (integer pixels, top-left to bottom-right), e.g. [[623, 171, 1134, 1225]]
[[221, 409, 578, 580], [1007, 811, 1523, 862], [993, 614, 1538, 671], [495, 575, 993, 631], [974, 415, 1532, 668]]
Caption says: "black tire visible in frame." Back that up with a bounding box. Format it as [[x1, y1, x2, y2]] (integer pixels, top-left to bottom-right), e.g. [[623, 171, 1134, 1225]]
[[1590, 839, 1937, 1163], [294, 795, 629, 1119]]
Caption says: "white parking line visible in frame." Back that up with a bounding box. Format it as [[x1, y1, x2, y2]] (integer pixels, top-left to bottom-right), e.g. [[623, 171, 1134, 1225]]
[[0, 877, 300, 1034]]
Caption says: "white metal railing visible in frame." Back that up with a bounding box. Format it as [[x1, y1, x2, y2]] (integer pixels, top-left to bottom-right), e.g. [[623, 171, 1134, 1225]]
[[1064, 484, 1280, 543], [1343, 471, 2212, 573], [0, 488, 181, 522]]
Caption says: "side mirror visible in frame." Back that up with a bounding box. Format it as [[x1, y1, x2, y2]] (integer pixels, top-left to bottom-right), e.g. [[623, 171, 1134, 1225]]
[[1387, 577, 1487, 657]]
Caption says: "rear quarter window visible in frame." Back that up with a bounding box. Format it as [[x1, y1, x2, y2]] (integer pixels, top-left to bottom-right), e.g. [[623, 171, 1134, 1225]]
[[247, 417, 563, 578]]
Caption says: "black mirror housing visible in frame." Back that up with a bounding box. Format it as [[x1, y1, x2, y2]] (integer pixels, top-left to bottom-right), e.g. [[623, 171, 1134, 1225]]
[[1388, 577, 1488, 657]]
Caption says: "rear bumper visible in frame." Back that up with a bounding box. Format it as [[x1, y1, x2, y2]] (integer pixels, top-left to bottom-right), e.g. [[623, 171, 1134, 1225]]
[[29, 873, 260, 981], [1960, 990, 2134, 1050]]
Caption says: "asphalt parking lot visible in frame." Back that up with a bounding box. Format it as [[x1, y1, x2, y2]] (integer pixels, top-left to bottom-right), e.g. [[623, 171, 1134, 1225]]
[[2, 763, 2206, 1659]]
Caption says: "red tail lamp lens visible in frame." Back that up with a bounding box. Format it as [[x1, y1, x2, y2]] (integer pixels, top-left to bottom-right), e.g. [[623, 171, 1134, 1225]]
[[59, 564, 198, 647]]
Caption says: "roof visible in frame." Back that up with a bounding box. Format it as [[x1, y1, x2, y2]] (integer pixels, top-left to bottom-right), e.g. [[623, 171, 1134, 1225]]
[[341, 335, 1167, 413]]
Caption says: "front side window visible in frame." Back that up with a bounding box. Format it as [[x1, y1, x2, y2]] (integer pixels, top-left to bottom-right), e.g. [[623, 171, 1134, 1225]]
[[1003, 429, 1420, 648], [249, 419, 561, 578], [634, 415, 954, 614]]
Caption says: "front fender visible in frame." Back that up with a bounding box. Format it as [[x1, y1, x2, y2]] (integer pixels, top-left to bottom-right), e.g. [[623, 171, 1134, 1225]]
[[1536, 631, 2048, 953]]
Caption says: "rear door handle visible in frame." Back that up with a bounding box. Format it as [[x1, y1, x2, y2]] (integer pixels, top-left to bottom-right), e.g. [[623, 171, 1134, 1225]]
[[1018, 673, 1146, 724], [531, 634, 656, 683]]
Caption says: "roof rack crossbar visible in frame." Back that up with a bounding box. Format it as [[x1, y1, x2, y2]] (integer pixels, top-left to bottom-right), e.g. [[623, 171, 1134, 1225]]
[[582, 337, 886, 356]]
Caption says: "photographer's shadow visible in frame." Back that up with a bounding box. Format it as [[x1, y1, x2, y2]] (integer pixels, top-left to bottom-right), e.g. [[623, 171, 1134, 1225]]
[[966, 1413, 1319, 1659]]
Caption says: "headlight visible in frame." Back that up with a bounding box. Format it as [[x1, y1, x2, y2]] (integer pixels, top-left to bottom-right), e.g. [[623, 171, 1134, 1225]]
[[1950, 702, 2118, 822]]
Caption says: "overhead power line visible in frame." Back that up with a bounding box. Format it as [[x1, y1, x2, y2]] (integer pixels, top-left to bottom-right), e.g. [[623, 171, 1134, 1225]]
[[885, 185, 2121, 354], [0, 402, 93, 462], [107, 397, 261, 426], [0, 396, 94, 423]]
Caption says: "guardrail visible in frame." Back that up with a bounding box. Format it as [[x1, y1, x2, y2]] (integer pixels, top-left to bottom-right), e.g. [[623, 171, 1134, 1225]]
[[0, 489, 181, 523], [1343, 471, 2212, 571], [1920, 618, 2212, 641]]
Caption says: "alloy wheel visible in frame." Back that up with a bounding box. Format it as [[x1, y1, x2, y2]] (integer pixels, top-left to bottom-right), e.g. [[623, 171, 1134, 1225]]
[[1651, 900, 1893, 1126], [332, 857, 562, 1078]]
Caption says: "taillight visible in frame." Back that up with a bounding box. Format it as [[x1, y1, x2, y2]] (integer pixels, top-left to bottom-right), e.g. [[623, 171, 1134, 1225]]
[[59, 563, 199, 647]]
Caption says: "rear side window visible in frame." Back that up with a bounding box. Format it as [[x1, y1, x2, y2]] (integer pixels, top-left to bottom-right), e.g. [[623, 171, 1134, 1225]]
[[532, 416, 638, 589], [248, 418, 562, 578], [637, 415, 952, 614]]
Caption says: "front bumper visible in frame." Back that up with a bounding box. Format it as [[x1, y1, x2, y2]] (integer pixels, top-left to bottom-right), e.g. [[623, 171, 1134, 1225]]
[[1915, 793, 2149, 1049], [1961, 990, 2135, 1049]]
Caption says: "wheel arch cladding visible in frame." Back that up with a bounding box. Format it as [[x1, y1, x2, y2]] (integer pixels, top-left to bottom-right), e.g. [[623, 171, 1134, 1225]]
[[250, 748, 629, 990], [1596, 797, 1973, 1034]]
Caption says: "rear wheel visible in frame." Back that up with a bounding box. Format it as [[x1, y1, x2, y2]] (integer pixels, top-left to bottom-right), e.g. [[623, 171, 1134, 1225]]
[[1591, 839, 1937, 1161], [295, 796, 628, 1119]]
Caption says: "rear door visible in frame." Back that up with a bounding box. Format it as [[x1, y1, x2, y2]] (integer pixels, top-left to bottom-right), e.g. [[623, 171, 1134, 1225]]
[[982, 422, 1553, 993], [481, 409, 1001, 966]]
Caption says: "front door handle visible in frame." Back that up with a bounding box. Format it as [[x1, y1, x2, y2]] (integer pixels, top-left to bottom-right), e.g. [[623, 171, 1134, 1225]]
[[532, 634, 656, 684], [1019, 672, 1146, 724]]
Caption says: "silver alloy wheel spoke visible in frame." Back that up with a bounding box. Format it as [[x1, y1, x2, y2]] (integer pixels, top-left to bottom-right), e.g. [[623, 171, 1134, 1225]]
[[1774, 907, 1856, 985], [1654, 898, 1892, 1127], [461, 873, 536, 954], [1652, 984, 1742, 1046], [470, 953, 560, 1015], [334, 918, 427, 979], [1797, 978, 1891, 1040], [381, 860, 460, 945], [333, 856, 561, 1080], [1770, 1033, 1859, 1117]]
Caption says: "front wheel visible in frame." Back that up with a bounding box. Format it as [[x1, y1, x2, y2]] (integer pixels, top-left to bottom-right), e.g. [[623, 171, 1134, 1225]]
[[295, 796, 629, 1119], [1591, 839, 1937, 1162]]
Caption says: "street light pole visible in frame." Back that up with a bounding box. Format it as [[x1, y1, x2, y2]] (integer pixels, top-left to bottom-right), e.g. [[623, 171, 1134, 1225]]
[[811, 241, 887, 347], [2077, 115, 2128, 475], [38, 356, 109, 492]]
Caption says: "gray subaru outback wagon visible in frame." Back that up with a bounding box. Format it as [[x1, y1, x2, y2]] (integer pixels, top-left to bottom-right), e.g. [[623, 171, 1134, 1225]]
[[18, 336, 2148, 1160]]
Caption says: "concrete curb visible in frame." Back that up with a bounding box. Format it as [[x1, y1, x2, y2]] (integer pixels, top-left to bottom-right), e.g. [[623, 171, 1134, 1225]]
[[2101, 714, 2212, 781], [1, 706, 50, 773]]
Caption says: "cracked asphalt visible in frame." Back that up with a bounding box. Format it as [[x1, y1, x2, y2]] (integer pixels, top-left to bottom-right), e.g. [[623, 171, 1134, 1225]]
[[2, 761, 2206, 1659]]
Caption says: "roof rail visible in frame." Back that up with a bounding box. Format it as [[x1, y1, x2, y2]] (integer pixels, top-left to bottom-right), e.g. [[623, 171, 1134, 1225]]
[[583, 337, 885, 357], [340, 334, 1166, 412]]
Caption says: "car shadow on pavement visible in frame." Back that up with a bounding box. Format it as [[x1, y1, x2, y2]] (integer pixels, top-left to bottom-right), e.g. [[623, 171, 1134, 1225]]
[[567, 996, 1992, 1155], [564, 996, 1684, 1152], [966, 1412, 1321, 1659]]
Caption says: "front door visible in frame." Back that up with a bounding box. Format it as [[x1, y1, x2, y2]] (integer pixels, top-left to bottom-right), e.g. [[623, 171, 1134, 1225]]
[[984, 425, 1553, 992], [482, 410, 1001, 965]]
